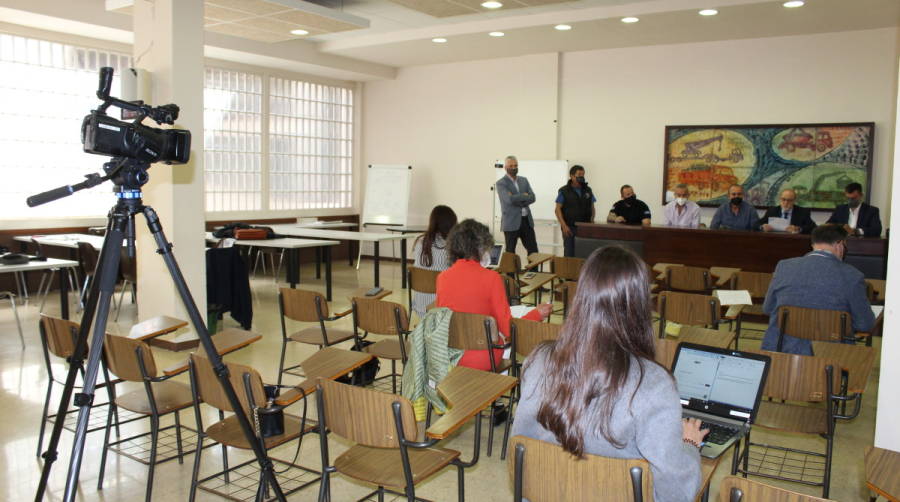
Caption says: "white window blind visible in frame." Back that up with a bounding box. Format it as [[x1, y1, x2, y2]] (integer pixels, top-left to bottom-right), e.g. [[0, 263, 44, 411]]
[[0, 34, 131, 219]]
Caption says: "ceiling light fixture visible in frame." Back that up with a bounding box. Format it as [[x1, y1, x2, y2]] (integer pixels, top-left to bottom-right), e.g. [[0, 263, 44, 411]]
[[432, 37, 448, 43], [554, 24, 572, 31], [783, 1, 804, 7], [481, 1, 503, 9], [489, 31, 505, 37], [290, 29, 309, 35], [621, 16, 639, 23], [699, 9, 718, 16]]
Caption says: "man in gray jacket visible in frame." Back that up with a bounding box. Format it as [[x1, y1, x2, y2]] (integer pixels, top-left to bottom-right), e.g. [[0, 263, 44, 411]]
[[496, 155, 539, 253], [761, 224, 875, 355]]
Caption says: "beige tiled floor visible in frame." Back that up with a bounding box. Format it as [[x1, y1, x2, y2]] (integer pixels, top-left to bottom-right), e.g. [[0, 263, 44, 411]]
[[0, 259, 882, 501]]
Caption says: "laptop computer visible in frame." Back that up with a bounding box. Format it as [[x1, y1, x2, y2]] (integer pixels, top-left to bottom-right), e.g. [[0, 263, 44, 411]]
[[671, 342, 770, 459], [484, 244, 503, 269]]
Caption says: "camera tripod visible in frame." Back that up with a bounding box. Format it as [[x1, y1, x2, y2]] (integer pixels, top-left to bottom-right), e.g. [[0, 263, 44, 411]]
[[32, 158, 286, 502]]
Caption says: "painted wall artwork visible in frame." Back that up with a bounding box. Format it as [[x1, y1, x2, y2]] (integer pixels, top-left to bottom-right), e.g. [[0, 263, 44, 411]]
[[662, 123, 874, 209]]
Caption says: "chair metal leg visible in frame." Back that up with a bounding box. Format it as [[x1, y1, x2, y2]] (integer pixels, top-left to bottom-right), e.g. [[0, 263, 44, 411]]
[[501, 395, 513, 460], [486, 400, 496, 457], [277, 339, 288, 388], [145, 416, 159, 502], [97, 403, 114, 490], [823, 435, 833, 498], [391, 360, 397, 394], [189, 433, 203, 502], [36, 381, 54, 457], [114, 280, 128, 322], [3, 293, 24, 348], [175, 410, 185, 464], [456, 463, 465, 502], [219, 410, 230, 483]]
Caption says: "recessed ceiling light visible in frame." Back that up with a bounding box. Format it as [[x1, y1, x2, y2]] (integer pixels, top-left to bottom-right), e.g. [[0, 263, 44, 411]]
[[489, 31, 505, 37], [699, 9, 718, 16], [290, 29, 309, 36], [432, 37, 447, 43], [481, 1, 503, 8], [554, 24, 572, 31], [783, 0, 804, 7], [621, 16, 639, 23]]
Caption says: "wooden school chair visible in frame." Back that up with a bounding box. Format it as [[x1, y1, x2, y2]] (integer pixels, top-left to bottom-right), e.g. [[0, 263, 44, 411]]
[[498, 252, 556, 305], [657, 290, 721, 339], [277, 288, 353, 386], [407, 266, 440, 317], [719, 476, 836, 501], [865, 446, 900, 502], [551, 256, 583, 318], [316, 378, 466, 502], [560, 281, 578, 319], [350, 296, 410, 394], [664, 265, 713, 294], [653, 326, 736, 369], [729, 271, 773, 347], [774, 305, 857, 351], [509, 435, 652, 502]]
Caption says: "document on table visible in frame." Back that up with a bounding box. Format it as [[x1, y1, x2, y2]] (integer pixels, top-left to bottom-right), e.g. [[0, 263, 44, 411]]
[[714, 290, 753, 305], [510, 305, 536, 318], [767, 217, 789, 232], [871, 305, 884, 318]]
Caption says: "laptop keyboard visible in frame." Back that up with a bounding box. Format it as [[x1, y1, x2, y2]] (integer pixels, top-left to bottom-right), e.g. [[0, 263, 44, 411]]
[[701, 422, 739, 445]]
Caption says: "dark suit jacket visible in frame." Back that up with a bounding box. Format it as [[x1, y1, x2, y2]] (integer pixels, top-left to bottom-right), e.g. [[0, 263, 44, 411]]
[[827, 203, 882, 237], [755, 206, 816, 234]]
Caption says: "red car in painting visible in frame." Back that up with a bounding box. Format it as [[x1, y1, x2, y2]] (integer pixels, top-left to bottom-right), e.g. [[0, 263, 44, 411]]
[[778, 128, 833, 152]]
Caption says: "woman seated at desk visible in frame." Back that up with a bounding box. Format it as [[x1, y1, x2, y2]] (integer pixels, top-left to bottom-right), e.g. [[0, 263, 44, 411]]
[[435, 219, 551, 371], [411, 205, 457, 318], [511, 246, 707, 502]]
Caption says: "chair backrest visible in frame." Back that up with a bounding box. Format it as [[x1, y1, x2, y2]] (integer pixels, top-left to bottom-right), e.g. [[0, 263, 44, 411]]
[[447, 311, 499, 350], [658, 291, 720, 329], [497, 252, 520, 275], [189, 354, 266, 415], [653, 338, 680, 370], [408, 267, 440, 294], [318, 378, 417, 448], [280, 288, 328, 322], [352, 297, 409, 335], [508, 435, 652, 502], [718, 475, 835, 501], [502, 274, 521, 303], [77, 242, 99, 277], [731, 271, 773, 299], [511, 318, 561, 357], [744, 349, 839, 403], [561, 281, 578, 306], [552, 256, 585, 282], [665, 265, 711, 292], [40, 314, 79, 359], [777, 306, 851, 343], [103, 333, 157, 381]]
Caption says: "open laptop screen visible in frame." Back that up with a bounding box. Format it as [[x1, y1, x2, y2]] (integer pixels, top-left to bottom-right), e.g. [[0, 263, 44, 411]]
[[489, 244, 503, 266], [672, 344, 769, 420]]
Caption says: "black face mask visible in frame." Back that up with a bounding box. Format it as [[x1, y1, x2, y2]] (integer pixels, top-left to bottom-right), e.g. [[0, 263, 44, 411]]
[[507, 168, 518, 176], [625, 195, 636, 202], [847, 198, 861, 209], [730, 197, 743, 206], [575, 176, 586, 185]]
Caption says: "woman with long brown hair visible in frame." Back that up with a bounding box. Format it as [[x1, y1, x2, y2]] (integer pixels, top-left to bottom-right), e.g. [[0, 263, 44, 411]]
[[411, 205, 457, 317], [510, 246, 707, 502]]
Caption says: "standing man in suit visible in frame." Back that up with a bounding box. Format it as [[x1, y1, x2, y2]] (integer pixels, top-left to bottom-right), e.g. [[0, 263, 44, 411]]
[[496, 155, 539, 254], [760, 224, 875, 355], [827, 182, 882, 237], [756, 188, 816, 234], [554, 165, 596, 257]]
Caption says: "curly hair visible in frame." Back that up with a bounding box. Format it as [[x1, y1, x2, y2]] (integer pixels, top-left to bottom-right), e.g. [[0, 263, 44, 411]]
[[446, 219, 493, 263]]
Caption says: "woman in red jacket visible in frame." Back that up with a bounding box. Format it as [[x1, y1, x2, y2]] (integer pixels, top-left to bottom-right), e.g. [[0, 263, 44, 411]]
[[436, 219, 551, 371]]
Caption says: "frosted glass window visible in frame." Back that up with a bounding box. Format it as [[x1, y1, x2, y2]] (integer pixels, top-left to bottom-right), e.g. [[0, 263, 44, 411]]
[[203, 67, 263, 212], [0, 34, 131, 219], [268, 77, 353, 210]]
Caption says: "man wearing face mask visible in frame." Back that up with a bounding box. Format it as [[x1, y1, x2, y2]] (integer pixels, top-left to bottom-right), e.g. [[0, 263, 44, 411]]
[[709, 184, 757, 231], [663, 183, 700, 228], [554, 165, 596, 256], [760, 224, 874, 355], [496, 155, 539, 254], [826, 182, 882, 237], [756, 188, 816, 234], [606, 185, 651, 226]]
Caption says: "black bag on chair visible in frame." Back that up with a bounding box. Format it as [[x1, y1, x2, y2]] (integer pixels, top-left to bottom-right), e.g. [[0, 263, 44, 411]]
[[254, 385, 285, 438], [336, 339, 380, 387]]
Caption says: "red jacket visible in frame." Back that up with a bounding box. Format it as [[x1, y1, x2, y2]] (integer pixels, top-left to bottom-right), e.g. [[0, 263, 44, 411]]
[[436, 259, 542, 371]]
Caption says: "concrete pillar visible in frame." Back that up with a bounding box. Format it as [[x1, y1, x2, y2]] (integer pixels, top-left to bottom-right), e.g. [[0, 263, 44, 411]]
[[131, 0, 206, 323]]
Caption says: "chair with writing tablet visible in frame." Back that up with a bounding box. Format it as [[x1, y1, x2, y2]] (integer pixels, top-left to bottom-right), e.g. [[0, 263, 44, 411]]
[[657, 290, 721, 339]]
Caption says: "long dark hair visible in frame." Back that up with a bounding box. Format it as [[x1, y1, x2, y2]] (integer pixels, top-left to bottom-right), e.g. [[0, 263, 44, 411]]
[[533, 246, 660, 457], [416, 205, 458, 267]]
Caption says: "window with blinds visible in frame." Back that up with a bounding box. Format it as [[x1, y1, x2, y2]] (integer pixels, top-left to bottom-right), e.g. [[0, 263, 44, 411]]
[[0, 33, 131, 219]]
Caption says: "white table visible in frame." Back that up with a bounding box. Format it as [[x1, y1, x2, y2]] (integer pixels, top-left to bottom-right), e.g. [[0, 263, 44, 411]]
[[295, 221, 358, 229], [268, 225, 410, 288], [0, 257, 79, 319], [206, 234, 340, 300], [15, 233, 106, 254]]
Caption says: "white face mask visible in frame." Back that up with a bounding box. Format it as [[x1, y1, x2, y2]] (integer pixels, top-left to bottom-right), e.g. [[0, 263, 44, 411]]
[[480, 250, 492, 268], [675, 197, 687, 206]]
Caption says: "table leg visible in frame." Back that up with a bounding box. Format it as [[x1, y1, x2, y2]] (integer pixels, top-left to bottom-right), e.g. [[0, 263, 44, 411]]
[[324, 246, 332, 302], [401, 238, 407, 289], [288, 249, 300, 288], [315, 247, 321, 279], [59, 268, 69, 320], [348, 240, 353, 266], [374, 241, 380, 287]]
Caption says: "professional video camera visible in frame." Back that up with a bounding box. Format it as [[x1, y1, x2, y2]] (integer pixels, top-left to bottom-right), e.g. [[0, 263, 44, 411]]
[[81, 66, 190, 164]]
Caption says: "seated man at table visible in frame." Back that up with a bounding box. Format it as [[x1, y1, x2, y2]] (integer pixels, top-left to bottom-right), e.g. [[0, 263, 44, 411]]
[[756, 188, 816, 234], [826, 182, 882, 237], [709, 184, 756, 231], [663, 183, 700, 228], [761, 224, 875, 355], [606, 185, 651, 226]]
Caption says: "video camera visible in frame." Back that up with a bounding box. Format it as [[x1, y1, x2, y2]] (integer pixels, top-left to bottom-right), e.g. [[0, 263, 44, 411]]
[[81, 67, 190, 164]]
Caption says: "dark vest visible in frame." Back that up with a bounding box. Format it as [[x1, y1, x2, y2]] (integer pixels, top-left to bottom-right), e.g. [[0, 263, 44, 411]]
[[558, 183, 593, 225]]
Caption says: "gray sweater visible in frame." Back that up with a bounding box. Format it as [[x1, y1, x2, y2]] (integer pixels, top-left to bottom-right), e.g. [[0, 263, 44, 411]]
[[510, 348, 701, 502]]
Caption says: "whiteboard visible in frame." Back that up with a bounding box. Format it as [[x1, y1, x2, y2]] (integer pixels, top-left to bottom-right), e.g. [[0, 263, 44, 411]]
[[363, 164, 412, 226], [493, 160, 569, 222]]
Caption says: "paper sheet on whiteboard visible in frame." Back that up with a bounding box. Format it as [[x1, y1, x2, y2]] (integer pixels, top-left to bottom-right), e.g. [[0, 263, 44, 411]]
[[768, 217, 789, 232], [714, 290, 752, 306]]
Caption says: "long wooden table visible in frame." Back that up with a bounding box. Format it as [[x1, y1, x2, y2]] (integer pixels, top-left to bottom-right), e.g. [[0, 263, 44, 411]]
[[576, 223, 888, 278]]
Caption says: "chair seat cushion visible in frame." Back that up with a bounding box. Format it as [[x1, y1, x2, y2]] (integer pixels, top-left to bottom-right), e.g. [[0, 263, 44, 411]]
[[289, 327, 354, 346], [754, 401, 828, 435], [115, 380, 194, 415], [334, 444, 460, 490], [364, 338, 406, 360], [206, 413, 316, 450]]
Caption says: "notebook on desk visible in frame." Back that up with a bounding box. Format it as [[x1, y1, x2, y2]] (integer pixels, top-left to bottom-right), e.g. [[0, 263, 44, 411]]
[[671, 342, 770, 459]]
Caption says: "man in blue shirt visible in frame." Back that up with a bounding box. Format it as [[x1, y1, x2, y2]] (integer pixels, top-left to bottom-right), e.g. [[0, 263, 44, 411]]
[[554, 165, 596, 256], [710, 184, 757, 231]]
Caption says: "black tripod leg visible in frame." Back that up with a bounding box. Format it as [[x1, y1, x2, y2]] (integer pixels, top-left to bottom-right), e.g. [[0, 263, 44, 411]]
[[141, 206, 287, 502]]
